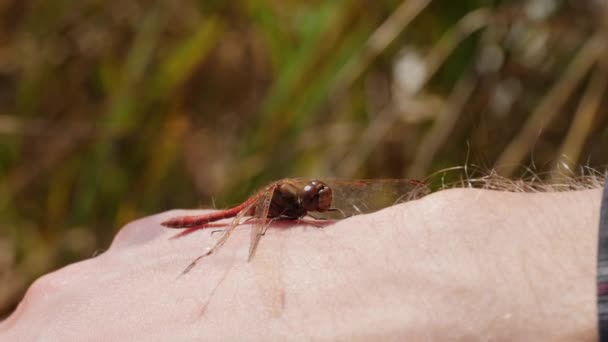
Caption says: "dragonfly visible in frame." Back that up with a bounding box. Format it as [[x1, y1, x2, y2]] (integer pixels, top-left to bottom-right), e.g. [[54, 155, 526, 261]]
[[162, 179, 429, 274]]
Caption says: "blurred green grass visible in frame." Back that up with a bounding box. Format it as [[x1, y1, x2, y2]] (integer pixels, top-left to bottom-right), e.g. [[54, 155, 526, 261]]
[[1, 0, 608, 317]]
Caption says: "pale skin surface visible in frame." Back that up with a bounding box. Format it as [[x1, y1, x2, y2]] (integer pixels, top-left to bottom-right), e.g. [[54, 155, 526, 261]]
[[0, 188, 601, 341]]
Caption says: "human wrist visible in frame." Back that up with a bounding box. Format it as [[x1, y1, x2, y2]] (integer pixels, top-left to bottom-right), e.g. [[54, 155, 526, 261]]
[[419, 188, 600, 340]]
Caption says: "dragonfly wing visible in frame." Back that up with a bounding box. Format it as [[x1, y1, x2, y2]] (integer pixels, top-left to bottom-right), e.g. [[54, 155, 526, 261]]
[[180, 200, 256, 275], [248, 184, 277, 261], [313, 179, 429, 220]]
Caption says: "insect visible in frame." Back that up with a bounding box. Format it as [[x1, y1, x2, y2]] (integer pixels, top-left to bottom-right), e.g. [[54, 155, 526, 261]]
[[162, 178, 428, 273]]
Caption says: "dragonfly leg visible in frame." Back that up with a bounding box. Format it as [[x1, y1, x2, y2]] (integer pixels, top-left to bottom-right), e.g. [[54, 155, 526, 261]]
[[261, 218, 278, 236], [306, 213, 327, 220], [178, 250, 212, 277], [211, 217, 255, 236], [210, 229, 224, 237], [214, 217, 257, 236], [169, 223, 228, 239], [303, 218, 323, 228], [329, 207, 347, 217], [271, 216, 331, 228], [299, 217, 336, 228]]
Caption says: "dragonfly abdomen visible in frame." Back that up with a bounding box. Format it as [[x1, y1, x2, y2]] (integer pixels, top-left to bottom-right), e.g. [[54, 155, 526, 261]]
[[161, 197, 258, 228]]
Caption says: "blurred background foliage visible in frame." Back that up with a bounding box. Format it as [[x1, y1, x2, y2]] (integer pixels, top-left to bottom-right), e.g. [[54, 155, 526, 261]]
[[1, 0, 608, 317]]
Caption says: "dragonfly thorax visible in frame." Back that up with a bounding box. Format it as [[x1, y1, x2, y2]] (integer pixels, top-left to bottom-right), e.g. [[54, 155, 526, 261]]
[[268, 180, 333, 219]]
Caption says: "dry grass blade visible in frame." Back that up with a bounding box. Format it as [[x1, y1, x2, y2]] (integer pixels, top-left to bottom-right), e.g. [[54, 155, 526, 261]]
[[336, 107, 397, 176], [551, 64, 607, 179], [408, 73, 477, 178], [422, 8, 491, 86], [336, 8, 490, 177], [494, 35, 605, 176], [334, 0, 431, 91], [404, 9, 491, 178]]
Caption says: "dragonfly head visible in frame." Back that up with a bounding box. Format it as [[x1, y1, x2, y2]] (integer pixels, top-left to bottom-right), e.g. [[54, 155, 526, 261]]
[[301, 180, 332, 212]]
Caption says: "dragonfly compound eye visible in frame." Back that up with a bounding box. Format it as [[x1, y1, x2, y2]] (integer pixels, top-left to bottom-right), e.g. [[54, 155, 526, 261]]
[[301, 180, 333, 212]]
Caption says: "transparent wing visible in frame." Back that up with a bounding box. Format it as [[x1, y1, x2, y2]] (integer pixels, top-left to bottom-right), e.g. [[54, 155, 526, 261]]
[[248, 183, 277, 261], [180, 200, 256, 275], [311, 179, 429, 220]]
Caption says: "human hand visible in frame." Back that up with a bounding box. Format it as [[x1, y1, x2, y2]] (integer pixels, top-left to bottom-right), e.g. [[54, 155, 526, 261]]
[[0, 188, 600, 340]]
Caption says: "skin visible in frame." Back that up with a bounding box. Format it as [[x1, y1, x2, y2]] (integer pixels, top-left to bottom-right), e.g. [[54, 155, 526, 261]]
[[0, 188, 600, 340]]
